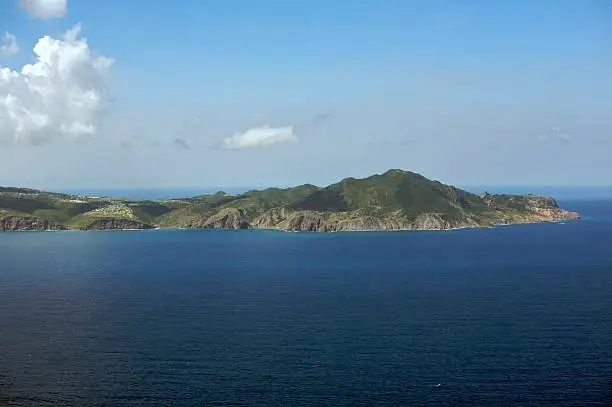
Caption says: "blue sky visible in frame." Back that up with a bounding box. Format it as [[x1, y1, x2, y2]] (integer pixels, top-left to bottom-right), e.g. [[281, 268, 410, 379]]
[[0, 0, 610, 189]]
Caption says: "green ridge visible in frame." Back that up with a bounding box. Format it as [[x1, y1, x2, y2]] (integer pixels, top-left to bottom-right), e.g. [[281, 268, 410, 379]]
[[0, 169, 580, 231]]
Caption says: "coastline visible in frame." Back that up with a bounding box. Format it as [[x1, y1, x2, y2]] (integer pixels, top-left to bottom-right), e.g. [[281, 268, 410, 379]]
[[1, 169, 581, 235], [0, 218, 580, 234]]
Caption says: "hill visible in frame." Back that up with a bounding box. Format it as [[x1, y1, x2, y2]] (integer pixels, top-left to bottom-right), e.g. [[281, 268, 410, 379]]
[[0, 169, 580, 232]]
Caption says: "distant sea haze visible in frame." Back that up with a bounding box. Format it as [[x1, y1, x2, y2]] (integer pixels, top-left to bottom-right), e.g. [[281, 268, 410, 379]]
[[58, 187, 251, 200], [57, 186, 612, 201]]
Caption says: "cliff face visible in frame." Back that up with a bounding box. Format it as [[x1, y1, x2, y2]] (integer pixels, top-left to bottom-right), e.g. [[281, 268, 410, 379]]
[[496, 207, 580, 225], [184, 208, 251, 229], [252, 210, 489, 232], [524, 196, 580, 220], [243, 196, 580, 232], [483, 194, 580, 226], [0, 216, 65, 231], [170, 192, 580, 233], [81, 218, 154, 230]]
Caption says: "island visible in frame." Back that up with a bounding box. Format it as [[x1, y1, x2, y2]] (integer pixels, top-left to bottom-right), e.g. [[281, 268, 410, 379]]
[[0, 169, 580, 232]]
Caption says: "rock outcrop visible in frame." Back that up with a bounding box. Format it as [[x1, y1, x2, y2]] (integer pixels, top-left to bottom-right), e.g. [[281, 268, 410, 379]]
[[252, 210, 486, 232], [0, 216, 65, 231], [199, 208, 251, 229], [81, 218, 154, 230]]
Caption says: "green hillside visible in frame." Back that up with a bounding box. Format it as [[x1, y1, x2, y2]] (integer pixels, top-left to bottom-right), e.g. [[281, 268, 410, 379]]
[[0, 169, 580, 232]]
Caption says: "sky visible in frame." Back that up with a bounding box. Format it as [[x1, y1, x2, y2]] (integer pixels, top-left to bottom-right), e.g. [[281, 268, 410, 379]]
[[0, 0, 611, 190]]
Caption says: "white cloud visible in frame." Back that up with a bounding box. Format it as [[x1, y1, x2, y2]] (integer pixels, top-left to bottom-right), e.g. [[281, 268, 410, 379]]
[[0, 32, 19, 59], [220, 125, 298, 150], [0, 24, 113, 145], [20, 0, 67, 19]]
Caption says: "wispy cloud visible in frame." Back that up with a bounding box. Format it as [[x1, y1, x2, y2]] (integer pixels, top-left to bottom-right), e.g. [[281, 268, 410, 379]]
[[220, 125, 298, 150], [0, 32, 19, 58], [173, 138, 190, 150], [536, 127, 572, 143], [20, 0, 67, 19], [311, 112, 331, 125], [365, 139, 414, 147], [0, 24, 113, 145], [121, 135, 160, 150], [121, 135, 194, 151]]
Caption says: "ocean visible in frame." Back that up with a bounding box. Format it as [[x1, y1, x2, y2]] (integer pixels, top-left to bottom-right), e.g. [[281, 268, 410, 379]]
[[0, 200, 611, 406]]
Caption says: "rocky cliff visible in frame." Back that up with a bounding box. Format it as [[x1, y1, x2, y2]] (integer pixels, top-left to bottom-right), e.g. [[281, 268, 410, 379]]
[[0, 215, 65, 231], [81, 218, 154, 230]]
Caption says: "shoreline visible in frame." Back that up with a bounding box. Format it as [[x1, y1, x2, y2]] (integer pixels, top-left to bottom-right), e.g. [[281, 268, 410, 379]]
[[0, 218, 579, 234]]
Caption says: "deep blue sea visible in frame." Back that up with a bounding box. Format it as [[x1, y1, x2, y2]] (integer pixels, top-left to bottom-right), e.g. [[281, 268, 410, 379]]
[[0, 200, 611, 406]]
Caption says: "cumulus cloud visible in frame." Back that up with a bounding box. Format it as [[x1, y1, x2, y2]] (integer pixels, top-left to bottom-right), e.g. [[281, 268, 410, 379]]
[[220, 125, 298, 150], [0, 32, 19, 59], [0, 24, 113, 145], [20, 0, 67, 19]]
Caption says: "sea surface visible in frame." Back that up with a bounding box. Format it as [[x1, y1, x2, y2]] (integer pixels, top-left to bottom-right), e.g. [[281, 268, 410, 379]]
[[0, 200, 611, 406]]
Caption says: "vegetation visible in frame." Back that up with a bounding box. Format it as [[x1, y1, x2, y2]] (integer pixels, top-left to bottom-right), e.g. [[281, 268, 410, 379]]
[[0, 169, 579, 231]]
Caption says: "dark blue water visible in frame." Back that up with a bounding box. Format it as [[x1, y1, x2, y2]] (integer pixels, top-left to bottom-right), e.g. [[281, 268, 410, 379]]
[[1, 201, 611, 406]]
